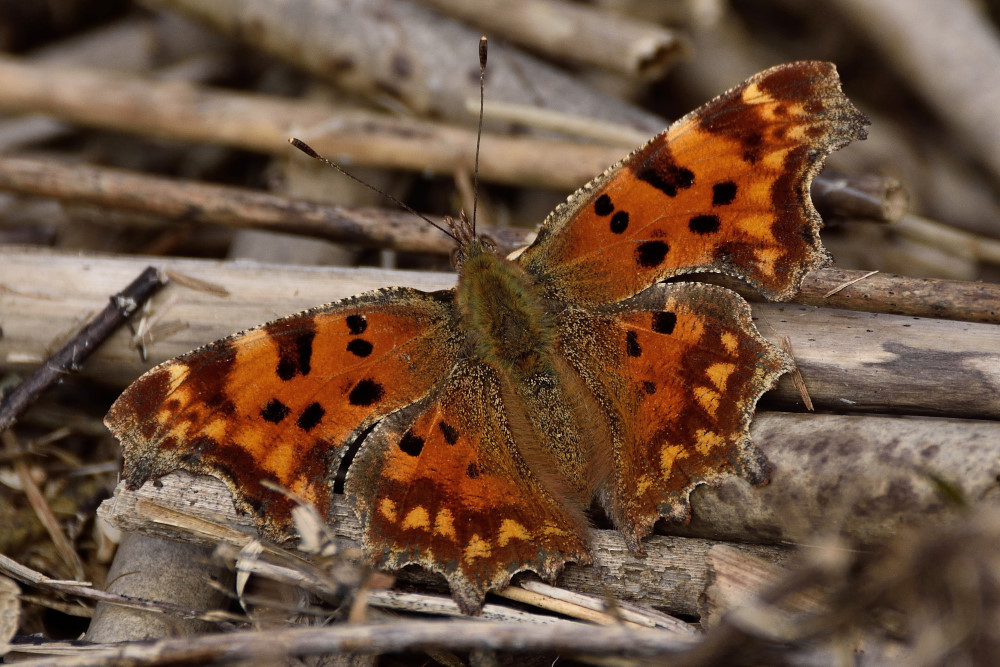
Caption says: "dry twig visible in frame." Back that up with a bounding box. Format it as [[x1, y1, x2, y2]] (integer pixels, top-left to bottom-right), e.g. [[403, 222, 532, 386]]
[[0, 266, 165, 432]]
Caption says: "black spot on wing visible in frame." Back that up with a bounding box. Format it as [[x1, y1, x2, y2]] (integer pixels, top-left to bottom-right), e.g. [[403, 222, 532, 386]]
[[652, 312, 677, 334], [260, 399, 290, 424], [348, 379, 384, 406], [689, 215, 721, 235], [346, 314, 367, 335], [643, 381, 657, 395], [610, 211, 629, 234], [712, 181, 738, 206], [635, 241, 669, 268], [399, 431, 424, 457], [296, 402, 325, 432], [466, 462, 480, 479], [347, 339, 373, 357], [594, 194, 614, 216]]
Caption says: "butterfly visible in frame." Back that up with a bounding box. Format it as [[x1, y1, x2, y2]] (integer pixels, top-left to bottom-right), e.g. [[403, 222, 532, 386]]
[[106, 61, 868, 614]]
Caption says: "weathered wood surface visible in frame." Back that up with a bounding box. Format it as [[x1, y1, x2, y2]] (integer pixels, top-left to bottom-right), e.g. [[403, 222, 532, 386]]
[[2, 247, 998, 419]]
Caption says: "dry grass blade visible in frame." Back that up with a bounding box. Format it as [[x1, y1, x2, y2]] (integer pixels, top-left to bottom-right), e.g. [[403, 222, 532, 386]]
[[778, 336, 814, 411], [2, 432, 85, 582]]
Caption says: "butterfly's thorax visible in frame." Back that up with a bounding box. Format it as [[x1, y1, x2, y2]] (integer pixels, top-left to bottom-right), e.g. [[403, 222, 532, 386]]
[[454, 238, 607, 506], [455, 239, 554, 380]]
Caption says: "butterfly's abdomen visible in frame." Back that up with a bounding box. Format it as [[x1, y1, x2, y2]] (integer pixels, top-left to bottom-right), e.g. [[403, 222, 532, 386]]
[[455, 240, 554, 380]]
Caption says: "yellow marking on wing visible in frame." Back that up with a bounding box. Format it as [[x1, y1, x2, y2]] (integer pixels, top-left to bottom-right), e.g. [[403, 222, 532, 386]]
[[660, 443, 688, 477], [674, 309, 705, 342], [695, 429, 724, 456], [762, 146, 791, 170], [203, 418, 229, 442], [434, 509, 456, 540], [464, 534, 492, 562], [720, 332, 740, 356], [635, 474, 654, 497], [741, 82, 772, 105], [497, 519, 531, 547], [165, 364, 189, 391], [402, 506, 430, 530], [379, 498, 397, 522], [540, 522, 570, 538], [783, 124, 807, 141], [754, 247, 782, 278], [738, 212, 779, 244], [707, 362, 736, 392], [696, 386, 721, 417]]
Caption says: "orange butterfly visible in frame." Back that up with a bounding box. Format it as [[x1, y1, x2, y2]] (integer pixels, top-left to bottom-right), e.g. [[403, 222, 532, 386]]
[[106, 61, 868, 614]]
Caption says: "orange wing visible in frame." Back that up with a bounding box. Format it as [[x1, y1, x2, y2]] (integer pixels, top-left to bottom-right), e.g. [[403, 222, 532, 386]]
[[105, 287, 459, 540], [519, 61, 868, 305], [557, 282, 789, 548], [347, 359, 590, 614]]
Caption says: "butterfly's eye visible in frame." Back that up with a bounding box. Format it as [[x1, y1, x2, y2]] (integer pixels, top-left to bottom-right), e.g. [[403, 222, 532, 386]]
[[480, 236, 499, 255]]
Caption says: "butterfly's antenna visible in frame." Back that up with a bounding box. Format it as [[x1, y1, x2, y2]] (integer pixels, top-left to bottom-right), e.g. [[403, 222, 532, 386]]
[[471, 35, 487, 234], [288, 137, 458, 241]]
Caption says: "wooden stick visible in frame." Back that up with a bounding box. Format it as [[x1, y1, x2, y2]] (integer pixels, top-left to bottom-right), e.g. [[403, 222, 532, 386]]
[[0, 157, 458, 255], [891, 214, 1000, 265], [412, 0, 689, 79], [516, 580, 696, 631], [0, 265, 165, 433], [0, 156, 537, 256], [791, 267, 1000, 323]]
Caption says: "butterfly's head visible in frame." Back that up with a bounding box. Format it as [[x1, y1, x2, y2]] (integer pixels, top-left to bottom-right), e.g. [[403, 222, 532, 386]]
[[446, 210, 497, 270]]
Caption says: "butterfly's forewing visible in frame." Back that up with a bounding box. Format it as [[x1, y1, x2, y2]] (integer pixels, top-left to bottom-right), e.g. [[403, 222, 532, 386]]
[[558, 283, 788, 547], [520, 61, 869, 306], [347, 359, 590, 614], [106, 287, 459, 539]]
